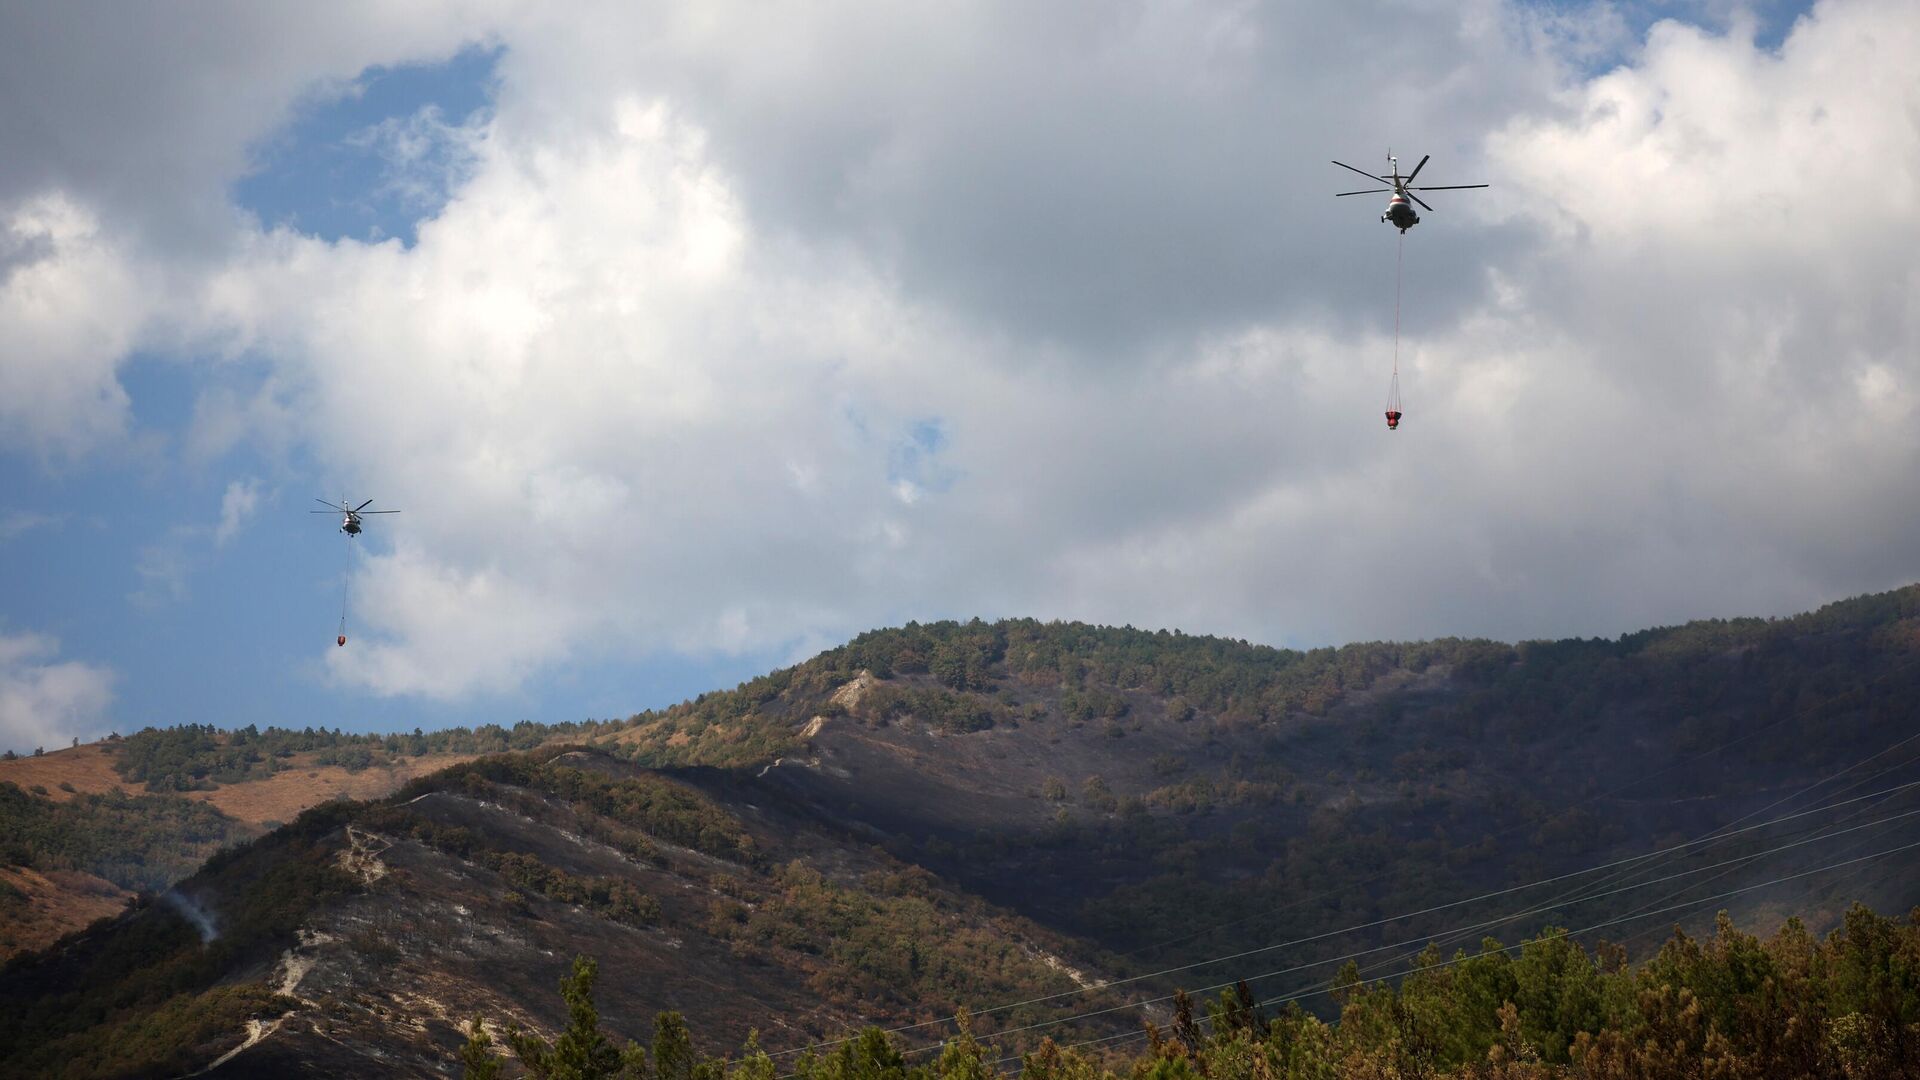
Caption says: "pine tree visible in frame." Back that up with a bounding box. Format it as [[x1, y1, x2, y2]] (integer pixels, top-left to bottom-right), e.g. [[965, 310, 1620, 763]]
[[728, 1032, 775, 1080], [653, 1010, 694, 1080], [461, 1017, 502, 1080], [1172, 989, 1200, 1057], [506, 955, 626, 1080], [934, 1008, 991, 1080]]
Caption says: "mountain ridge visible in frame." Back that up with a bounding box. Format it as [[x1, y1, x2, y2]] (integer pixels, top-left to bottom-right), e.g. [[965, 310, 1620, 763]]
[[4, 584, 1920, 1076]]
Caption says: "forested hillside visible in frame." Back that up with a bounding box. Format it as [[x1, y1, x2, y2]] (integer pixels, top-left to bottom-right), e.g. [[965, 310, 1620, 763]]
[[0, 747, 1130, 1077], [468, 902, 1920, 1079], [726, 588, 1920, 973], [2, 585, 1918, 1077], [0, 721, 613, 956]]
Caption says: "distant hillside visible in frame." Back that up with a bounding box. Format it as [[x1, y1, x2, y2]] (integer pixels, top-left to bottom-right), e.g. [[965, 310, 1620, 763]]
[[0, 747, 1119, 1077], [3, 585, 1919, 1076], [730, 593, 1920, 959], [0, 723, 568, 956]]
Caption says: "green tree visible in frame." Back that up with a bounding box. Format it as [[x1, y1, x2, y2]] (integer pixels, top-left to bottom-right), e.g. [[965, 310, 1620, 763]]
[[654, 1011, 695, 1080], [461, 1017, 503, 1080], [802, 1027, 914, 1080], [933, 1009, 990, 1080], [727, 1033, 776, 1080], [1017, 1039, 1101, 1080], [506, 956, 628, 1080]]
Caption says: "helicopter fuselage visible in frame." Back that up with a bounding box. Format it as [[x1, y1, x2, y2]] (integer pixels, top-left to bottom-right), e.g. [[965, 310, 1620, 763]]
[[1334, 153, 1485, 235], [1383, 194, 1419, 232], [314, 498, 395, 537]]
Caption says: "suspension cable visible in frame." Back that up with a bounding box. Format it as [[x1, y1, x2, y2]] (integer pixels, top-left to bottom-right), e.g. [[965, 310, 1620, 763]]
[[338, 539, 352, 644], [1393, 230, 1404, 381]]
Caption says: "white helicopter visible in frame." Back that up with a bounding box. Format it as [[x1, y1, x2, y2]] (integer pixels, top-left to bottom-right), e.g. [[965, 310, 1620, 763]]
[[1332, 153, 1487, 233], [311, 498, 400, 536]]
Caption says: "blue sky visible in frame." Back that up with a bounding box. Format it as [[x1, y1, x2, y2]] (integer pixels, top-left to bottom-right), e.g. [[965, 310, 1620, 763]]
[[2, 42, 789, 748], [1, 0, 1910, 753], [235, 44, 500, 247]]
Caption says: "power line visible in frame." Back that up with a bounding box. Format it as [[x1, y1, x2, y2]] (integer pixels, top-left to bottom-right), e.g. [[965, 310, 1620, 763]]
[[1113, 691, 1826, 965], [768, 776, 1920, 1060], [1370, 738, 1920, 975], [1368, 721, 1920, 974], [909, 802, 1920, 1059], [986, 835, 1920, 1070], [768, 712, 1920, 1064], [775, 798, 1920, 1072], [1602, 750, 1920, 955]]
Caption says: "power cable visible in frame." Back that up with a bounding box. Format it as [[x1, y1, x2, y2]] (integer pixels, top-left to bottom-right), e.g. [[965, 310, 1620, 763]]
[[983, 835, 1920, 1070], [1367, 726, 1920, 974], [770, 705, 1920, 1064], [1602, 749, 1920, 955], [774, 796, 1920, 1071], [911, 803, 1920, 1058], [1113, 692, 1822, 966], [769, 776, 1920, 1060]]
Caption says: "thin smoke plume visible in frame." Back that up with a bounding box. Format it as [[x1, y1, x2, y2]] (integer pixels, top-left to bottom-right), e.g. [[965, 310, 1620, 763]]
[[161, 889, 219, 944]]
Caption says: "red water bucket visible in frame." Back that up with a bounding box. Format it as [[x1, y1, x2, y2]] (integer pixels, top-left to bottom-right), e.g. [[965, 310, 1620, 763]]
[[337, 635, 347, 647], [1385, 409, 1402, 430]]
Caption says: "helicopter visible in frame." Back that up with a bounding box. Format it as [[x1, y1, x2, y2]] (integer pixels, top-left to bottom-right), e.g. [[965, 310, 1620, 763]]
[[311, 498, 400, 537], [312, 498, 399, 648], [1331, 153, 1487, 233]]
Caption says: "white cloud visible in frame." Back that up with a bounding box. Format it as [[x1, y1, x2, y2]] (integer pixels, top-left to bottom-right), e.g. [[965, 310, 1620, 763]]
[[345, 103, 490, 221], [204, 96, 959, 694], [0, 195, 149, 459], [0, 2, 502, 244], [5, 0, 1919, 703], [0, 632, 115, 754], [0, 4, 506, 461], [131, 478, 267, 607], [0, 510, 62, 541], [130, 537, 194, 611], [214, 478, 262, 547]]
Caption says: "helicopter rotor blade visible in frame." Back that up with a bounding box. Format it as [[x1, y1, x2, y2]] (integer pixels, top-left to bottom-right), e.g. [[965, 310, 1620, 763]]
[[1408, 192, 1435, 212], [1331, 160, 1393, 186], [357, 510, 401, 514], [1403, 154, 1430, 184], [1409, 184, 1490, 191], [353, 499, 374, 512], [1334, 189, 1392, 197], [314, 498, 347, 511]]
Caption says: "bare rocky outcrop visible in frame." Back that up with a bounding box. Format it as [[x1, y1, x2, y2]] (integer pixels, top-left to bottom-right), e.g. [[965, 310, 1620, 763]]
[[828, 670, 878, 712], [335, 826, 392, 886]]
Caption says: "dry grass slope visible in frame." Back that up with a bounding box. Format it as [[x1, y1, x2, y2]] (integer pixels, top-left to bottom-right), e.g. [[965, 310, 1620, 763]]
[[0, 865, 129, 956], [0, 740, 482, 959], [185, 754, 483, 827], [0, 743, 131, 801]]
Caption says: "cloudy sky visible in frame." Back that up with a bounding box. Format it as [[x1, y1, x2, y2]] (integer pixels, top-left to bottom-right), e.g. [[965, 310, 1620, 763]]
[[3, 0, 1914, 751]]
